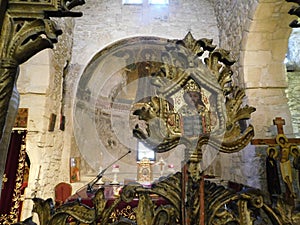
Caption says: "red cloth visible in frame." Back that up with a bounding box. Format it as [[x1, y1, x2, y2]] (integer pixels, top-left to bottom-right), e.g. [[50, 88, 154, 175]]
[[55, 182, 72, 207], [67, 184, 168, 207], [0, 131, 26, 217]]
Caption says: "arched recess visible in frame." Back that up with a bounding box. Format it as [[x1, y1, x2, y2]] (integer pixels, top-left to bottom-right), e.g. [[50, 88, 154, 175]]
[[242, 1, 296, 137], [73, 36, 192, 175]]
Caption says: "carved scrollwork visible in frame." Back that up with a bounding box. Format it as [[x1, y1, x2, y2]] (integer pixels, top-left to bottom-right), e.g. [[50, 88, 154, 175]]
[[286, 0, 300, 27], [26, 174, 296, 224], [130, 32, 257, 224], [0, 0, 83, 145], [134, 192, 155, 225], [8, 0, 84, 18], [150, 173, 182, 213], [133, 32, 256, 155], [121, 183, 143, 203], [118, 174, 181, 225], [5, 19, 62, 64], [50, 201, 96, 224], [31, 198, 55, 225], [152, 205, 179, 225], [45, 0, 85, 17], [204, 181, 287, 225], [0, 15, 63, 147], [0, 16, 62, 126]]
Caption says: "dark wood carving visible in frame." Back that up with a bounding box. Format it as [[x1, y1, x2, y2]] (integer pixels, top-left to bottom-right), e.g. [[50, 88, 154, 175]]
[[286, 0, 300, 27]]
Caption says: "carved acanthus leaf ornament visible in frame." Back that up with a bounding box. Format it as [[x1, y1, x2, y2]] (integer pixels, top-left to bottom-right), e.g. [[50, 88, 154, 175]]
[[133, 32, 256, 155]]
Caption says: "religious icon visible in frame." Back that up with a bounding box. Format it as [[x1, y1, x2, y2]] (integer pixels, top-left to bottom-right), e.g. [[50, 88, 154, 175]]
[[291, 145, 300, 189], [178, 79, 211, 139], [252, 117, 300, 208], [276, 134, 297, 201], [70, 157, 80, 183], [266, 146, 281, 206], [137, 157, 153, 183], [14, 108, 28, 128]]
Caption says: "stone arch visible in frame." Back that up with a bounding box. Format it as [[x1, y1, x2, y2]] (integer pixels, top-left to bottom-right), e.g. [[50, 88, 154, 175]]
[[73, 36, 188, 173], [242, 1, 296, 137], [216, 1, 298, 188]]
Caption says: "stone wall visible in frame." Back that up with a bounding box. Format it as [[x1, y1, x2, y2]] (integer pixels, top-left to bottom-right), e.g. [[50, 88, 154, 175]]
[[18, 18, 74, 220], [71, 0, 218, 67], [287, 72, 300, 137], [212, 0, 258, 85], [209, 0, 260, 188]]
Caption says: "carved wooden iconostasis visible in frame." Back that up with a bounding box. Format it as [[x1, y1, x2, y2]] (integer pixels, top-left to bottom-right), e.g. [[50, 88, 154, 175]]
[[0, 1, 86, 223]]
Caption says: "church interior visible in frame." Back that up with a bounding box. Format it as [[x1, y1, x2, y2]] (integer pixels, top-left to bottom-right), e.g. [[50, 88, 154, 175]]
[[1, 0, 300, 224]]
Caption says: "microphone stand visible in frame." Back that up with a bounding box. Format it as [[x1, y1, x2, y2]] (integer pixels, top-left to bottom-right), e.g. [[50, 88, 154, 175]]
[[86, 150, 131, 193]]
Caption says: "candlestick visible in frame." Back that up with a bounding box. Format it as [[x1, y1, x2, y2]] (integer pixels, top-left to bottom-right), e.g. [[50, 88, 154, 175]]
[[31, 165, 41, 198], [111, 164, 120, 185]]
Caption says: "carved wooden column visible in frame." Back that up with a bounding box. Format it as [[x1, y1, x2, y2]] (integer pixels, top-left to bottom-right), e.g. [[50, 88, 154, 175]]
[[0, 0, 8, 34], [0, 0, 84, 195]]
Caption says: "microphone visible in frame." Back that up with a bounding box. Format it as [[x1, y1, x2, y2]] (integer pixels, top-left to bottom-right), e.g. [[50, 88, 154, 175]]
[[87, 150, 131, 193]]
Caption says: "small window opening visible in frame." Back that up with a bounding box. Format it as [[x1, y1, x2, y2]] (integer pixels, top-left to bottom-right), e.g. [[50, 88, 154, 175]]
[[122, 0, 143, 5]]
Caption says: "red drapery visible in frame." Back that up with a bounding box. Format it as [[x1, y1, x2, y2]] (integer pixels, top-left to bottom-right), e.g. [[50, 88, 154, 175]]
[[0, 130, 27, 223]]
